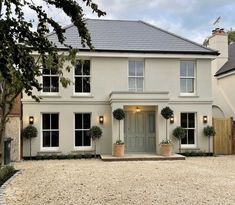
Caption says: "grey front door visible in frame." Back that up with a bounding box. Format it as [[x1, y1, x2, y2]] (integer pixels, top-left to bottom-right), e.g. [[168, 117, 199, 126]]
[[124, 111, 156, 153]]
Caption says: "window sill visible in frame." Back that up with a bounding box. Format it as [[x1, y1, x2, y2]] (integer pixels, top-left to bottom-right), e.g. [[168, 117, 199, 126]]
[[40, 148, 60, 152], [179, 94, 199, 98], [73, 147, 93, 151], [71, 94, 93, 98], [181, 147, 199, 150], [39, 93, 61, 98]]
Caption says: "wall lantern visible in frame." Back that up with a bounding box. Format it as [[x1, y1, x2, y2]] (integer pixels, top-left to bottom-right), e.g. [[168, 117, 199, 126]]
[[170, 115, 174, 124], [136, 107, 141, 113], [99, 116, 104, 124], [29, 116, 34, 125], [203, 116, 208, 124]]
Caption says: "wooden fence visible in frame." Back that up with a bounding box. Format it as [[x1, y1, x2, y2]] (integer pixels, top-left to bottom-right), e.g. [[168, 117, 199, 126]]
[[212, 117, 234, 155]]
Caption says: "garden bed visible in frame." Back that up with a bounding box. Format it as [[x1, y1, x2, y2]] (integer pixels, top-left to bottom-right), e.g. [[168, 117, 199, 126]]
[[180, 151, 214, 157], [0, 166, 18, 187]]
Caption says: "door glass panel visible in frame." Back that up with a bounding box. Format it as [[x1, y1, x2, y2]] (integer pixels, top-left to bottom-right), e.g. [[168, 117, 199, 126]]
[[148, 113, 155, 133]]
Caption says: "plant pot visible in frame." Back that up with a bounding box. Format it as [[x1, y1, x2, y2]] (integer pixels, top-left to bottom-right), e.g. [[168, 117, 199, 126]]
[[113, 144, 124, 157], [160, 144, 172, 156]]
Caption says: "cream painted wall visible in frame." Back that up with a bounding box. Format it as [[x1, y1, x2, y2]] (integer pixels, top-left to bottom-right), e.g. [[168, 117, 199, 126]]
[[23, 54, 213, 156]]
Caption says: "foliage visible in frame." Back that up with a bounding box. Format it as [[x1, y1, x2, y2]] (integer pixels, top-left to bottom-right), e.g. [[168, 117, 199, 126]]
[[0, 0, 105, 164], [115, 140, 124, 145], [228, 30, 235, 44], [160, 139, 172, 144], [0, 165, 15, 184], [173, 126, 186, 139], [113, 108, 125, 121], [161, 107, 173, 120], [89, 126, 102, 140], [22, 125, 38, 139], [203, 126, 216, 137]]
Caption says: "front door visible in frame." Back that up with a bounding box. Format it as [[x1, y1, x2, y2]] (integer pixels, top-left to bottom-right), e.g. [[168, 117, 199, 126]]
[[124, 111, 156, 153]]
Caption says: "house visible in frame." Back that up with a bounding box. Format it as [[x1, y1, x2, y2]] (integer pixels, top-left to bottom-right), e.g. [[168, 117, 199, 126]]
[[207, 28, 235, 119], [22, 19, 218, 156]]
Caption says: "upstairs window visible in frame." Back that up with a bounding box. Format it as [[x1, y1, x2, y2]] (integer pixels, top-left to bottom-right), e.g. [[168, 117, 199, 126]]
[[74, 60, 90, 93], [180, 61, 195, 94], [42, 69, 59, 93], [128, 60, 144, 92]]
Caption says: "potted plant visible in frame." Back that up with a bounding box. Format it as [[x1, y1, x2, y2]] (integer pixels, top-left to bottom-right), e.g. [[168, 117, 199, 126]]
[[113, 108, 125, 157], [89, 126, 102, 158], [203, 125, 216, 155], [160, 106, 173, 156], [22, 125, 38, 159], [172, 126, 186, 153]]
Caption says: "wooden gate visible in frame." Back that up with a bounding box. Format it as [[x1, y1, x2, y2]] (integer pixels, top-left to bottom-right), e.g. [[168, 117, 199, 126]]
[[212, 118, 233, 155]]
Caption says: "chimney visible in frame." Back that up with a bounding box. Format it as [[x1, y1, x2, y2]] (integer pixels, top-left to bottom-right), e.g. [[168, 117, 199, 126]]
[[208, 27, 228, 71]]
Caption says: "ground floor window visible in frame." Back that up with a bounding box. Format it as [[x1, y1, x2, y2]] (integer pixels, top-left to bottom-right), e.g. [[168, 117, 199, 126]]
[[75, 113, 91, 148], [181, 113, 196, 146], [42, 113, 59, 148]]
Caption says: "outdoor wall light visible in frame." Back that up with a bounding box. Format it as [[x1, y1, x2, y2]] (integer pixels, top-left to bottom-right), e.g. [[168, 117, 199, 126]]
[[203, 116, 208, 124], [170, 115, 174, 123], [136, 107, 141, 113], [29, 116, 34, 125], [99, 116, 104, 124]]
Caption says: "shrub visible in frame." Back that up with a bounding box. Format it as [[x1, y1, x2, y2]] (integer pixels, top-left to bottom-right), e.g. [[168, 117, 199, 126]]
[[161, 106, 173, 141], [0, 165, 15, 185], [172, 126, 186, 153], [203, 126, 216, 153], [113, 108, 125, 144]]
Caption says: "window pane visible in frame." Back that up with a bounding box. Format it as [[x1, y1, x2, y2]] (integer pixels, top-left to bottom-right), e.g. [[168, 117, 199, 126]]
[[75, 77, 82, 92], [136, 61, 144, 76], [51, 69, 57, 75], [51, 77, 59, 92], [181, 113, 187, 128], [83, 114, 91, 129], [188, 129, 195, 144], [83, 60, 90, 75], [181, 135, 187, 144], [84, 131, 91, 146], [128, 61, 135, 76], [187, 79, 194, 93], [51, 114, 59, 129], [43, 69, 50, 75], [83, 77, 90, 93], [42, 114, 50, 129], [75, 114, 82, 129], [136, 78, 143, 89], [43, 77, 50, 92], [51, 131, 59, 147], [180, 79, 186, 93], [43, 131, 50, 147], [129, 77, 135, 89], [180, 62, 187, 76], [187, 62, 194, 77], [75, 131, 83, 146], [188, 113, 195, 128], [75, 62, 82, 75]]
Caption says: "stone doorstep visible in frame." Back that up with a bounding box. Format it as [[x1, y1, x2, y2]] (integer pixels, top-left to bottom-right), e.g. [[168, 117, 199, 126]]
[[100, 154, 186, 161]]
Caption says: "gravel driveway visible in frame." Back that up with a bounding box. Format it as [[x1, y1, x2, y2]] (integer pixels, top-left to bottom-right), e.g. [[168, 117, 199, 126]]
[[4, 156, 235, 205]]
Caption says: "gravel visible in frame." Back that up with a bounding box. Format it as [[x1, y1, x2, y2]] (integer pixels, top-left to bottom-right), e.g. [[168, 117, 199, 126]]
[[4, 156, 235, 205]]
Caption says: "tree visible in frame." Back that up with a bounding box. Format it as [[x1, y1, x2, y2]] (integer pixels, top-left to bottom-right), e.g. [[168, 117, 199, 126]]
[[21, 125, 38, 159], [89, 126, 102, 158], [172, 126, 186, 153], [228, 30, 235, 44], [161, 106, 173, 141], [113, 108, 125, 144], [0, 0, 105, 164], [203, 126, 216, 153]]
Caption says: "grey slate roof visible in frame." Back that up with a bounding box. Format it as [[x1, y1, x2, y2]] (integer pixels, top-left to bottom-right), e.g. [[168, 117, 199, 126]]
[[47, 19, 218, 55], [215, 43, 235, 76]]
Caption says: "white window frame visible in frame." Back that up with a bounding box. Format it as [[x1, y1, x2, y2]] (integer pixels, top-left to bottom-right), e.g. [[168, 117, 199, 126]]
[[73, 60, 91, 95], [41, 69, 59, 94], [180, 60, 196, 96], [74, 113, 92, 151], [128, 59, 144, 92], [180, 112, 197, 148], [41, 113, 59, 151]]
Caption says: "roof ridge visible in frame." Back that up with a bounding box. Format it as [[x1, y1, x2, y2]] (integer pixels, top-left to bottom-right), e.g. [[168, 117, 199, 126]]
[[139, 20, 218, 53]]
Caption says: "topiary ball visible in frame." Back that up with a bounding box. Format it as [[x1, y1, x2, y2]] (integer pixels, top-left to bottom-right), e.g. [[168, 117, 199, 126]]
[[113, 108, 125, 120]]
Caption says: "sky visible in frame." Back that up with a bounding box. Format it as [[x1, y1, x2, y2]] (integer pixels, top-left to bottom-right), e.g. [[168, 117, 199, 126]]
[[23, 0, 235, 44]]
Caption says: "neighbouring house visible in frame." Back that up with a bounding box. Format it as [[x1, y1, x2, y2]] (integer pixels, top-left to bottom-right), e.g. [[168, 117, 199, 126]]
[[1, 95, 21, 161], [207, 28, 235, 119], [22, 19, 218, 156]]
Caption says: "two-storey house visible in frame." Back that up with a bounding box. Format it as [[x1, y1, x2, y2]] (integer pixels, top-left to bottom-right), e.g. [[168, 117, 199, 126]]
[[22, 19, 218, 157]]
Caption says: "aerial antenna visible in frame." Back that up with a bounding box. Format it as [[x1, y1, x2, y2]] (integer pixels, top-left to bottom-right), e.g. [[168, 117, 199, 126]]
[[213, 16, 221, 25]]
